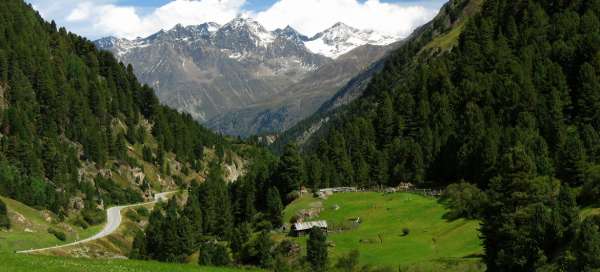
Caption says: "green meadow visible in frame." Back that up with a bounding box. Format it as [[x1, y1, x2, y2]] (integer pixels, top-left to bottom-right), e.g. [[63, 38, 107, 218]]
[[0, 196, 257, 272], [283, 192, 485, 271]]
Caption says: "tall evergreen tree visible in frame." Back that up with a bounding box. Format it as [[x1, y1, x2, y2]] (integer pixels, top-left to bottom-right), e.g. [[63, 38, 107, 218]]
[[307, 227, 328, 272], [276, 144, 304, 199], [265, 187, 283, 227]]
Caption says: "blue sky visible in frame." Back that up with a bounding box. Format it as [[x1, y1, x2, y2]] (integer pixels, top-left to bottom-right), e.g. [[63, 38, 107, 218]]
[[29, 0, 447, 40]]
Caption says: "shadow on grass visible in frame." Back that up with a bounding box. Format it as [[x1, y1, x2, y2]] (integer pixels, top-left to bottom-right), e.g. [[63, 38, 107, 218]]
[[462, 253, 484, 259]]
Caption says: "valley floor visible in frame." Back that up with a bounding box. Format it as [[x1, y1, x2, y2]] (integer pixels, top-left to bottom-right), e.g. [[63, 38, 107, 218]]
[[281, 192, 485, 271]]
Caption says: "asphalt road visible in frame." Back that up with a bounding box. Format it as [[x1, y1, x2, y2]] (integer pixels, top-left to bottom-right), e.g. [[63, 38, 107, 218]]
[[17, 191, 174, 254]]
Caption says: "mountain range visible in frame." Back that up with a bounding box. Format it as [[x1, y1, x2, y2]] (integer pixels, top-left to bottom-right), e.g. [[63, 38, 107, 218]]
[[95, 18, 400, 136]]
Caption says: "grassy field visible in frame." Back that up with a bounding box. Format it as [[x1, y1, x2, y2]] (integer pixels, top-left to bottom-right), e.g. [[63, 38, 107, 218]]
[[0, 196, 256, 272], [0, 253, 259, 272], [282, 192, 484, 271]]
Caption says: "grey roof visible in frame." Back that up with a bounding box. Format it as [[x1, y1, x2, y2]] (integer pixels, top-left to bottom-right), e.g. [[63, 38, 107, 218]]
[[293, 220, 328, 231]]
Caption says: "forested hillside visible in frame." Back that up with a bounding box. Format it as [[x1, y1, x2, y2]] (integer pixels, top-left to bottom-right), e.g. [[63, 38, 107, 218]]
[[273, 0, 482, 153], [296, 0, 600, 270], [0, 0, 229, 217], [299, 0, 599, 190]]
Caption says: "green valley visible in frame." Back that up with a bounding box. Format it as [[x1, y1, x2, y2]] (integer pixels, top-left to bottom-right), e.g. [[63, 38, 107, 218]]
[[281, 192, 483, 271]]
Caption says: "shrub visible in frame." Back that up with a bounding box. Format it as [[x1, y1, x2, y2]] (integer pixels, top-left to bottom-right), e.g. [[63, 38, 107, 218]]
[[0, 199, 10, 229], [72, 216, 89, 229], [199, 242, 232, 266], [402, 228, 410, 236], [48, 227, 66, 241], [82, 207, 106, 225], [136, 206, 150, 217], [580, 165, 600, 205], [125, 209, 141, 222], [335, 249, 360, 272], [440, 181, 487, 220]]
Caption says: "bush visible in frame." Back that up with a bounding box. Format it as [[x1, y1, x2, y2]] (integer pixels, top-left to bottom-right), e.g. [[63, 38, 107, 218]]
[[402, 228, 410, 236], [125, 209, 141, 222], [335, 249, 360, 272], [48, 227, 66, 241], [440, 181, 487, 220], [580, 165, 600, 205], [199, 242, 232, 266], [0, 199, 10, 229], [82, 207, 106, 225], [136, 206, 150, 217], [72, 216, 89, 229]]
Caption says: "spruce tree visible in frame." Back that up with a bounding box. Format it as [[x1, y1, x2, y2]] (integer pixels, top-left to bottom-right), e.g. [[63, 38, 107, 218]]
[[129, 230, 147, 260], [265, 187, 283, 227], [307, 227, 328, 272], [276, 144, 304, 199]]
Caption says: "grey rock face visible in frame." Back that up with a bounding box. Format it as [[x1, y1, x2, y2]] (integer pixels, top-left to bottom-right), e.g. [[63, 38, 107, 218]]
[[95, 18, 398, 136]]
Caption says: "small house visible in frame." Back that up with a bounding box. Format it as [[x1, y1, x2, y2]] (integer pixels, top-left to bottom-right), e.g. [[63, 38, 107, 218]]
[[292, 220, 328, 236]]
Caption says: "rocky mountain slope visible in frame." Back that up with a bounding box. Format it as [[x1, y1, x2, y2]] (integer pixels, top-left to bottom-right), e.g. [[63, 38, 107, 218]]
[[95, 18, 400, 136]]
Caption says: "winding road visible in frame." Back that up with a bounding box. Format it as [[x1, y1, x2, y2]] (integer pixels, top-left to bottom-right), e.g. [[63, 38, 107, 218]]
[[17, 191, 175, 254]]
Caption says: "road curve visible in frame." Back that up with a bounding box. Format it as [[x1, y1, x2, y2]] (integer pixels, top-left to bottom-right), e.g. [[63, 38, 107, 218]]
[[17, 191, 175, 254]]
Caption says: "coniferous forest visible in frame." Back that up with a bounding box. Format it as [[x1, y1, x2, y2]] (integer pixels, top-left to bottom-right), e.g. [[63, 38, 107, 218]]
[[0, 0, 223, 214], [297, 0, 600, 270], [1, 0, 600, 271]]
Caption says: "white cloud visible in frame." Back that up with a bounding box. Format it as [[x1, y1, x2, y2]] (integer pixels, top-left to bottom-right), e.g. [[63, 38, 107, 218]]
[[63, 0, 246, 39], [29, 0, 440, 40], [255, 0, 435, 38]]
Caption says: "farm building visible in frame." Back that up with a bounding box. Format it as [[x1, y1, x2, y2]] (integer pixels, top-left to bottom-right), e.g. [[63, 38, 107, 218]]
[[292, 220, 328, 236]]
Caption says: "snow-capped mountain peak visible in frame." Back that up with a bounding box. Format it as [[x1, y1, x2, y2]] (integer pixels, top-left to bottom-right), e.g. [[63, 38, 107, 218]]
[[274, 25, 309, 44], [218, 17, 275, 47], [305, 22, 398, 59], [96, 19, 399, 59]]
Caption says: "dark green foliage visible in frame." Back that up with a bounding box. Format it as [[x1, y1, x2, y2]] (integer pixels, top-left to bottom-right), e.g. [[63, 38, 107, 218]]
[[580, 165, 600, 205], [571, 216, 600, 271], [0, 0, 224, 214], [135, 206, 149, 217], [125, 209, 141, 223], [129, 230, 147, 260], [276, 144, 304, 201], [199, 242, 232, 267], [266, 187, 283, 227], [440, 181, 487, 220], [296, 0, 600, 192], [81, 206, 105, 225], [307, 227, 328, 272], [142, 146, 154, 163], [289, 0, 600, 270], [481, 146, 579, 271], [335, 249, 360, 272], [47, 227, 66, 241], [0, 198, 10, 229]]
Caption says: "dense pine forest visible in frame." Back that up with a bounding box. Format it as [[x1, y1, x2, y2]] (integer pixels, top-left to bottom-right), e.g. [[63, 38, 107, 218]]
[[0, 0, 225, 215], [297, 0, 600, 270], [2, 0, 600, 271]]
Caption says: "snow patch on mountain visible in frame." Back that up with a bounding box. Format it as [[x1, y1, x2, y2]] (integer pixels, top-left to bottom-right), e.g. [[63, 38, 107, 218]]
[[305, 22, 398, 59]]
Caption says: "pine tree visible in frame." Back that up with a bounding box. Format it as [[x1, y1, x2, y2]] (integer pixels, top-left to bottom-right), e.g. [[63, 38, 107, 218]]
[[145, 208, 164, 260], [256, 231, 274, 268], [276, 144, 304, 199], [129, 230, 147, 260], [307, 227, 328, 272], [265, 187, 283, 227], [572, 216, 600, 271]]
